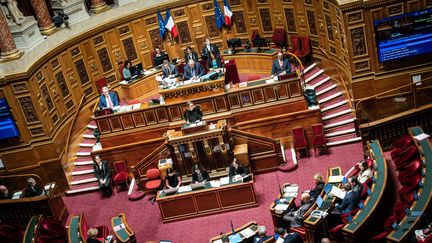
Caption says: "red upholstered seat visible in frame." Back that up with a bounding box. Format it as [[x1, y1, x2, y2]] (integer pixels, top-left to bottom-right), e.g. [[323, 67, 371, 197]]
[[39, 218, 66, 236], [394, 146, 419, 168], [0, 224, 24, 243], [272, 28, 287, 48], [329, 224, 346, 233], [250, 30, 259, 48], [371, 230, 391, 242], [289, 36, 301, 53], [292, 127, 308, 159], [311, 124, 327, 157], [360, 183, 369, 200], [113, 160, 129, 191], [397, 159, 421, 178], [290, 227, 306, 240], [393, 135, 413, 149], [399, 172, 422, 187], [145, 168, 162, 204], [35, 235, 65, 243], [177, 63, 185, 77], [118, 63, 125, 80], [399, 193, 415, 206], [295, 36, 312, 65], [95, 77, 108, 94], [79, 213, 109, 241]]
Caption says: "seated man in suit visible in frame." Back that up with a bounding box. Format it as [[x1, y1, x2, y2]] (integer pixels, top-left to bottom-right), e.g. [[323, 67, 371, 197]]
[[24, 177, 43, 197], [283, 192, 313, 228], [254, 226, 271, 243], [185, 46, 199, 63], [153, 47, 169, 66], [334, 183, 360, 214], [0, 185, 11, 200], [275, 227, 303, 243], [228, 158, 248, 180], [183, 101, 203, 124], [202, 38, 220, 60], [348, 176, 363, 195], [183, 59, 205, 80], [93, 155, 112, 197], [271, 51, 291, 76], [161, 59, 179, 79], [99, 86, 119, 109]]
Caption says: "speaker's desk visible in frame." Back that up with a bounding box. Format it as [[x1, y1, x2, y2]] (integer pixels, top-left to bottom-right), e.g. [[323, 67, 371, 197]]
[[222, 48, 278, 75], [118, 69, 160, 101], [156, 176, 257, 223]]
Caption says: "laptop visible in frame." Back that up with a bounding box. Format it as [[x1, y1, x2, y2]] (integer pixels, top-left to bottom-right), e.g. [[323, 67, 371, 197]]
[[316, 195, 332, 210], [131, 63, 144, 77], [190, 182, 205, 190], [162, 188, 178, 196]]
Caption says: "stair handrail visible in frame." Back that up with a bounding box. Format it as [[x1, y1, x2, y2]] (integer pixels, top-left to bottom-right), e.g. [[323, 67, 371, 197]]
[[355, 76, 432, 114], [285, 51, 306, 88], [132, 141, 169, 183], [63, 96, 86, 166], [318, 46, 353, 109], [229, 128, 281, 144]]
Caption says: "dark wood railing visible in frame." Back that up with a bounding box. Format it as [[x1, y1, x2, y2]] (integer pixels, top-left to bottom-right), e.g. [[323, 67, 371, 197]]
[[63, 96, 86, 168]]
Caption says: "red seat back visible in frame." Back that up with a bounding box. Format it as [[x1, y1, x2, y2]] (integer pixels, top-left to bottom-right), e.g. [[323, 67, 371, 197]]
[[118, 63, 125, 80], [178, 63, 185, 76], [95, 77, 108, 94], [114, 160, 127, 173], [146, 168, 160, 180], [290, 36, 301, 52], [297, 36, 311, 56], [251, 30, 259, 47], [272, 28, 286, 47], [312, 124, 324, 136]]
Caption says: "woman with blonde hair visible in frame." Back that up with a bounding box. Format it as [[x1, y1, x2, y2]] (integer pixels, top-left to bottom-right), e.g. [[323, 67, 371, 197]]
[[87, 228, 101, 243]]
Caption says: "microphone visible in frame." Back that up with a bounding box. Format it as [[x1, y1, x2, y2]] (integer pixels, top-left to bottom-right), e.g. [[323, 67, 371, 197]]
[[230, 220, 235, 234]]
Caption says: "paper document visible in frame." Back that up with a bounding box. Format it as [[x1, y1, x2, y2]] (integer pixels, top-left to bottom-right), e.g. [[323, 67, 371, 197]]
[[240, 228, 255, 238], [113, 223, 125, 232], [213, 240, 222, 243], [414, 133, 430, 141], [12, 191, 22, 199], [283, 186, 299, 193], [329, 186, 346, 199], [239, 82, 247, 87], [274, 203, 289, 211], [144, 70, 154, 75], [266, 79, 275, 84], [220, 177, 230, 185], [132, 104, 141, 110], [328, 176, 346, 183], [283, 192, 298, 198], [178, 185, 192, 193], [311, 210, 328, 218], [276, 237, 285, 243], [156, 76, 163, 81], [119, 80, 128, 85], [210, 180, 221, 188]]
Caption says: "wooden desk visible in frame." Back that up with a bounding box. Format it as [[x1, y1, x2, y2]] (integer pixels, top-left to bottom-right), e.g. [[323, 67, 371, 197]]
[[156, 177, 258, 223], [222, 48, 278, 75], [112, 213, 136, 243], [119, 71, 160, 101], [209, 221, 262, 243], [234, 144, 249, 166], [159, 77, 225, 104], [386, 126, 432, 242], [0, 183, 68, 227], [268, 192, 296, 232], [342, 140, 388, 241], [304, 167, 342, 243], [23, 215, 42, 243]]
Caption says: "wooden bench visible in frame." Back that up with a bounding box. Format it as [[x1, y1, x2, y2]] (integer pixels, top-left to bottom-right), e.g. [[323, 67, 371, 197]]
[[112, 213, 136, 243]]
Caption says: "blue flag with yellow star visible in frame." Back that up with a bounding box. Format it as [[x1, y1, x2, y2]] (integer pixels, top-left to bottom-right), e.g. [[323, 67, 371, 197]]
[[213, 0, 225, 29], [157, 9, 166, 38]]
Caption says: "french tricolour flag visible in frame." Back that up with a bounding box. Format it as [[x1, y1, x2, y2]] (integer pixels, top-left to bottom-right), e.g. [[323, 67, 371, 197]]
[[223, 0, 233, 26], [165, 8, 178, 38]]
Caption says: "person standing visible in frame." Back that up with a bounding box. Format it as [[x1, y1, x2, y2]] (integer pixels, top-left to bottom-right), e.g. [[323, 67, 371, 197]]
[[185, 46, 199, 63], [93, 155, 112, 197], [202, 38, 220, 60], [183, 101, 203, 124], [271, 51, 291, 76]]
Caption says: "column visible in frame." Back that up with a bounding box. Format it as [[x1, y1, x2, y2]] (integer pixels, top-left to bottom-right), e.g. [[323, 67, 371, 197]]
[[90, 0, 108, 13], [30, 0, 56, 35], [187, 142, 198, 164], [203, 139, 215, 172], [0, 10, 22, 60]]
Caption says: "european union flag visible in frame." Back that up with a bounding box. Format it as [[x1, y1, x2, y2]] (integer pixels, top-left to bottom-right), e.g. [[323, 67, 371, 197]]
[[157, 9, 166, 38], [213, 0, 225, 29]]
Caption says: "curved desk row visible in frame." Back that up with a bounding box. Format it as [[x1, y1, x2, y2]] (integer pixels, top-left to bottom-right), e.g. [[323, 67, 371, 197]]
[[342, 140, 388, 241], [387, 126, 432, 242]]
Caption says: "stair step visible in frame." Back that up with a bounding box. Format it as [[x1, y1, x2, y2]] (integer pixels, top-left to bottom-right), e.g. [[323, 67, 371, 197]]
[[79, 143, 95, 147], [316, 84, 337, 96], [321, 100, 348, 112], [87, 124, 97, 130], [77, 152, 91, 156], [322, 109, 352, 121], [74, 160, 94, 166], [327, 136, 362, 146], [323, 118, 355, 129], [312, 77, 331, 89], [72, 169, 94, 176], [305, 70, 324, 83], [66, 186, 100, 195], [71, 173, 95, 182], [71, 177, 98, 186], [83, 134, 96, 139], [325, 128, 356, 138], [303, 63, 317, 75], [319, 91, 342, 103]]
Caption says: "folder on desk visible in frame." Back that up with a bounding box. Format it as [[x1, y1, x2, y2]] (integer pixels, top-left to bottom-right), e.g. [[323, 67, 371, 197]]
[[228, 233, 242, 243], [240, 228, 255, 238], [328, 186, 346, 199], [220, 177, 230, 185]]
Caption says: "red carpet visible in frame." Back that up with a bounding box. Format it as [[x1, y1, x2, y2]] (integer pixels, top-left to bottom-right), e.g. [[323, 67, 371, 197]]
[[63, 142, 363, 242]]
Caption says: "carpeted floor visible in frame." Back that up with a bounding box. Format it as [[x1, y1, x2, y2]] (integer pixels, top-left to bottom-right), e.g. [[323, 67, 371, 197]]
[[63, 142, 364, 242]]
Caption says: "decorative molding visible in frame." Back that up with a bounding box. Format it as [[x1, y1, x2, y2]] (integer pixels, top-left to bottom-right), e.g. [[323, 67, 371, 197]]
[[347, 11, 363, 24], [304, 0, 313, 6], [106, 75, 116, 83], [122, 37, 138, 61], [74, 59, 90, 85], [387, 3, 404, 16], [173, 9, 185, 17], [201, 3, 213, 11], [70, 46, 81, 57], [330, 46, 337, 55], [325, 15, 334, 41], [149, 28, 162, 49], [36, 71, 44, 81], [118, 25, 131, 35], [84, 87, 93, 97], [229, 0, 241, 6], [284, 8, 296, 33], [12, 82, 28, 94], [51, 113, 59, 125], [323, 1, 330, 11], [65, 99, 74, 111], [311, 40, 319, 48], [249, 17, 257, 25], [354, 60, 370, 72], [145, 17, 156, 25], [50, 59, 60, 69], [257, 0, 268, 4], [205, 15, 220, 38], [97, 48, 114, 73], [93, 36, 104, 46], [54, 72, 70, 98], [18, 96, 40, 123], [259, 9, 272, 32], [177, 21, 192, 44], [30, 127, 44, 137], [350, 26, 367, 57], [233, 11, 247, 34], [40, 84, 54, 112]]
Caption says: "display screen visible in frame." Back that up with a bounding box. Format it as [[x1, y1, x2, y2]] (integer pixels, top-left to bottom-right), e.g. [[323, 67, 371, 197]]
[[0, 99, 19, 140], [374, 8, 432, 62]]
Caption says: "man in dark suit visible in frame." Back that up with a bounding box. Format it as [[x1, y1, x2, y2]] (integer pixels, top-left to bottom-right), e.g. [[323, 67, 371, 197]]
[[183, 59, 205, 80], [99, 86, 119, 109], [335, 183, 360, 214], [161, 60, 178, 79], [201, 38, 220, 60], [275, 227, 303, 243], [0, 185, 11, 200], [185, 46, 199, 63], [283, 192, 313, 228], [24, 177, 43, 197], [271, 51, 291, 76], [93, 155, 112, 197]]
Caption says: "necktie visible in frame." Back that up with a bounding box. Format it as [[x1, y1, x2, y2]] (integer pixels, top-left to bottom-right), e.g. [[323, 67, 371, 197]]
[[106, 94, 113, 108], [191, 68, 195, 77], [279, 60, 283, 68]]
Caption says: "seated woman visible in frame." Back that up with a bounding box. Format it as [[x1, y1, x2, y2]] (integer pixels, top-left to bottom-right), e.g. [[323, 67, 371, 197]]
[[86, 228, 102, 243], [357, 160, 372, 184], [165, 168, 182, 189], [207, 52, 222, 69], [192, 164, 210, 183], [228, 158, 248, 179], [122, 60, 132, 81], [304, 173, 325, 201]]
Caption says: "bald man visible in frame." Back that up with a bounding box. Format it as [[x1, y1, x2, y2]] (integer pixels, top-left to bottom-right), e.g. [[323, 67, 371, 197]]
[[183, 59, 204, 80], [0, 185, 10, 200], [283, 192, 313, 228]]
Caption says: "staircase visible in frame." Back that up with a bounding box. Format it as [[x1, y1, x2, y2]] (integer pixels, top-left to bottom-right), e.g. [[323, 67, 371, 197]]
[[302, 63, 361, 146], [66, 121, 101, 195]]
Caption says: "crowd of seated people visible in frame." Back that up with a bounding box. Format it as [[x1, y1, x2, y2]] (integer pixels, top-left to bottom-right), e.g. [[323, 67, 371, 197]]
[[0, 177, 45, 200]]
